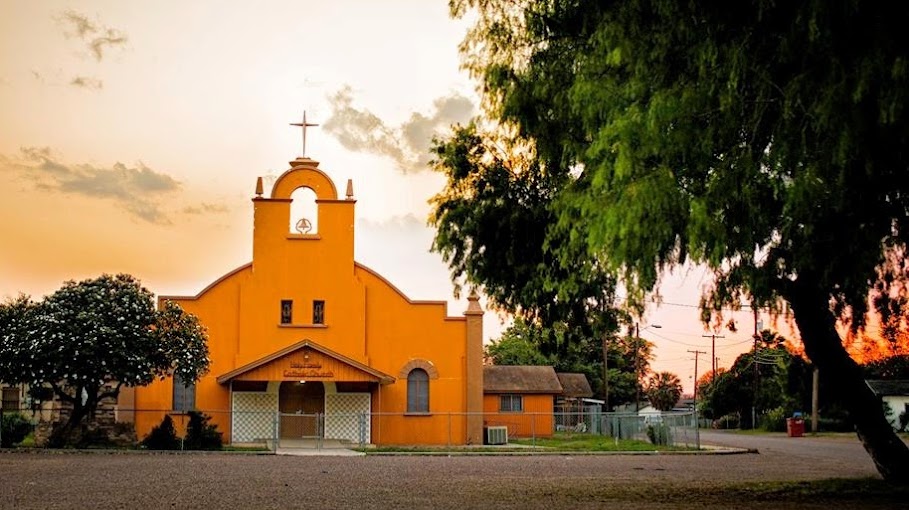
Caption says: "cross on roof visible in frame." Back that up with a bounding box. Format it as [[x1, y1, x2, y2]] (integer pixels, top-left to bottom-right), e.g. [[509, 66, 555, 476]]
[[290, 111, 319, 157]]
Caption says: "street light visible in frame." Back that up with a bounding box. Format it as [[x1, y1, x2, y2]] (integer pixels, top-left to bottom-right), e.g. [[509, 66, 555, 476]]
[[634, 322, 661, 412]]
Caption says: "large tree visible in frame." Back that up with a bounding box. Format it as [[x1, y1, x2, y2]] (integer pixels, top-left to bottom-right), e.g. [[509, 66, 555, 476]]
[[430, 124, 623, 355], [444, 0, 909, 481], [0, 274, 209, 444]]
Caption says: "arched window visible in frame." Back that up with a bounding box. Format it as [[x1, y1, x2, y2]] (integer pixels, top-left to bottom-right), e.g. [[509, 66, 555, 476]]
[[407, 368, 429, 413], [289, 187, 318, 234]]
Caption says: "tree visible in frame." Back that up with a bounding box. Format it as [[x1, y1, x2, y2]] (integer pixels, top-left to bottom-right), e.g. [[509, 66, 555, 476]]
[[0, 274, 209, 444], [699, 332, 812, 427], [484, 318, 652, 408], [646, 372, 682, 412], [485, 318, 552, 365], [445, 0, 909, 481], [430, 124, 623, 356]]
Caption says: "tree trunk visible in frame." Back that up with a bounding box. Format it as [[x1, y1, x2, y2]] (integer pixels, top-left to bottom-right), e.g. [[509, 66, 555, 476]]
[[788, 279, 909, 482]]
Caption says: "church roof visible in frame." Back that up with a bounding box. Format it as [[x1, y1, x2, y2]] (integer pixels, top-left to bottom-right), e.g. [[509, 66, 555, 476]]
[[556, 373, 594, 398], [216, 339, 395, 385], [483, 365, 563, 394]]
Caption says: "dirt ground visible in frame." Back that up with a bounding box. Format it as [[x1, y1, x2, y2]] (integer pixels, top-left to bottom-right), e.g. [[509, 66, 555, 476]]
[[0, 449, 901, 510]]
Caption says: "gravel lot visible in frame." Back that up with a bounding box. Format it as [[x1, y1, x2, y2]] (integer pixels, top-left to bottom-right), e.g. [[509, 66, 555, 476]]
[[0, 445, 895, 510]]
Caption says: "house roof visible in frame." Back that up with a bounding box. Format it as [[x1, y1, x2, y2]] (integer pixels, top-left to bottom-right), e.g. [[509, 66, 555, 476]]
[[483, 365, 563, 394], [866, 380, 909, 396], [556, 373, 593, 398]]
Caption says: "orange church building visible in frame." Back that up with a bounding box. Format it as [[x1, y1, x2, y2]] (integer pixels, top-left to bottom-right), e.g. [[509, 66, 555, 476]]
[[128, 155, 485, 446]]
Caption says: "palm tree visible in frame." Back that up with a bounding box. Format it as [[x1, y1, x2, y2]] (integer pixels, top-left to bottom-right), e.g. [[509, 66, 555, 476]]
[[646, 372, 683, 411]]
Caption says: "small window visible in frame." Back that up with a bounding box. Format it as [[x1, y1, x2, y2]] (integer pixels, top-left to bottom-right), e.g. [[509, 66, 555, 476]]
[[407, 368, 429, 413], [172, 374, 196, 413], [313, 300, 325, 324], [499, 394, 523, 412], [2, 387, 20, 413], [281, 300, 293, 324]]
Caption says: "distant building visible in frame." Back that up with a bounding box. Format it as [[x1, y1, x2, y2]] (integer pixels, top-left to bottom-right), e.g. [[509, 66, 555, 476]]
[[866, 380, 909, 430], [483, 365, 563, 437]]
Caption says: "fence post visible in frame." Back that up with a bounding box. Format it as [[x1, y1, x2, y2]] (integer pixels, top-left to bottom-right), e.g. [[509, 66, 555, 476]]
[[694, 411, 700, 450], [273, 411, 279, 452], [531, 413, 536, 449], [447, 412, 452, 449]]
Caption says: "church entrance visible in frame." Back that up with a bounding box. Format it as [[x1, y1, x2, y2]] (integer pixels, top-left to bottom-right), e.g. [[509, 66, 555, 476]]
[[278, 381, 325, 439]]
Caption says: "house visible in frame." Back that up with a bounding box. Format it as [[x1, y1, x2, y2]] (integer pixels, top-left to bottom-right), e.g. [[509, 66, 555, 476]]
[[125, 155, 485, 446], [866, 380, 909, 430], [555, 372, 595, 412], [483, 365, 564, 438]]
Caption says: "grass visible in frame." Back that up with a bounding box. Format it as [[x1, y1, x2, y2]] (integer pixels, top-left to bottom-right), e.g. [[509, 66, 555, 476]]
[[682, 478, 909, 506], [511, 432, 688, 451], [536, 477, 909, 508], [355, 432, 692, 453]]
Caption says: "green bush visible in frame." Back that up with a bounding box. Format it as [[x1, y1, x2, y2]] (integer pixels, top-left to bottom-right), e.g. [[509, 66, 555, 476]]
[[141, 415, 180, 450], [713, 414, 740, 429], [899, 411, 908, 433], [646, 423, 671, 446], [183, 411, 222, 450], [760, 407, 788, 432], [1, 413, 32, 447]]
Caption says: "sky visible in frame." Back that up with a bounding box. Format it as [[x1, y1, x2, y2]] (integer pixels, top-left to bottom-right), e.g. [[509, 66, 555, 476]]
[[0, 0, 780, 393]]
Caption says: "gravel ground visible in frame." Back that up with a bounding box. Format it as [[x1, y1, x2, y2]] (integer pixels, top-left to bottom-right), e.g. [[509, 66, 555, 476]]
[[0, 447, 897, 510]]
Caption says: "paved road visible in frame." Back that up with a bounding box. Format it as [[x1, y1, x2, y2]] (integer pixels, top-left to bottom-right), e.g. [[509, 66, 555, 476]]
[[0, 439, 889, 510], [698, 429, 881, 471]]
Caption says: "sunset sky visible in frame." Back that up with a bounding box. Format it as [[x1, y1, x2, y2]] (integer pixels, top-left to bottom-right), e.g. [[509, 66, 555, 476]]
[[0, 1, 775, 393]]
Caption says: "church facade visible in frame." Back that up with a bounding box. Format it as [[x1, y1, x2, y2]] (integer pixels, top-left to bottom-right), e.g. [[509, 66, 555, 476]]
[[130, 156, 484, 446]]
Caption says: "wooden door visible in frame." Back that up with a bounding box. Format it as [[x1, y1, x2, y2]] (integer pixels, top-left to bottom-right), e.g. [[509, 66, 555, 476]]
[[279, 382, 325, 438]]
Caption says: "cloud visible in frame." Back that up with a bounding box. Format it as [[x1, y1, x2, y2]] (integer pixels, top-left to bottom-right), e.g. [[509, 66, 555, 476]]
[[58, 10, 128, 62], [70, 76, 103, 90], [1, 147, 180, 224], [182, 203, 230, 215], [323, 86, 475, 173]]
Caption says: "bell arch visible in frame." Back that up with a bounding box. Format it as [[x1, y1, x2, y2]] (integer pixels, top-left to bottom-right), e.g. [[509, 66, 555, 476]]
[[289, 187, 318, 234], [271, 165, 338, 201]]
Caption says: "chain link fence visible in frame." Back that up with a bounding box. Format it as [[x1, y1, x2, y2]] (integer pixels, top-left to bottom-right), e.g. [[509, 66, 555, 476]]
[[3, 405, 699, 450]]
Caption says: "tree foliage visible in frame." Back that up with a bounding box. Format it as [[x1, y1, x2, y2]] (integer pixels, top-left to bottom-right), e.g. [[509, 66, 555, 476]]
[[446, 0, 909, 481], [485, 318, 652, 408], [430, 124, 623, 355], [0, 274, 209, 443], [645, 371, 682, 412], [698, 331, 812, 427]]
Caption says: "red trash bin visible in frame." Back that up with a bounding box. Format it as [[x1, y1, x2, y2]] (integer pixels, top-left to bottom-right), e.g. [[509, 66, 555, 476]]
[[786, 417, 804, 437]]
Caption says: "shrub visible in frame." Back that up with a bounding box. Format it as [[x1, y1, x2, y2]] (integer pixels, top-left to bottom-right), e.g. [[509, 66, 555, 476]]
[[646, 423, 671, 446], [760, 407, 788, 432], [713, 414, 740, 430], [899, 411, 908, 433], [141, 415, 180, 450], [184, 411, 222, 450], [1, 413, 32, 447]]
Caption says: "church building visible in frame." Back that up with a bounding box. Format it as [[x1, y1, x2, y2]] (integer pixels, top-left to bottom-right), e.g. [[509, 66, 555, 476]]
[[129, 154, 485, 446]]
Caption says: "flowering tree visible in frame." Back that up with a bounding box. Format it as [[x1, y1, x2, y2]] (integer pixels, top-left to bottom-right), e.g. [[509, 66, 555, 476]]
[[0, 274, 209, 443]]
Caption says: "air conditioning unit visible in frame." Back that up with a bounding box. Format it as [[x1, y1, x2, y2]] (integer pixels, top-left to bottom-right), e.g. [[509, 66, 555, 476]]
[[485, 426, 508, 445]]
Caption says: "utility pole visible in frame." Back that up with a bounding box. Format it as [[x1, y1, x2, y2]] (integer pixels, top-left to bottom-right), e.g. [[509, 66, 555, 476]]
[[811, 368, 819, 434], [688, 349, 706, 450], [634, 323, 640, 412], [702, 334, 725, 386], [752, 307, 759, 429], [633, 322, 661, 412], [602, 331, 610, 411]]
